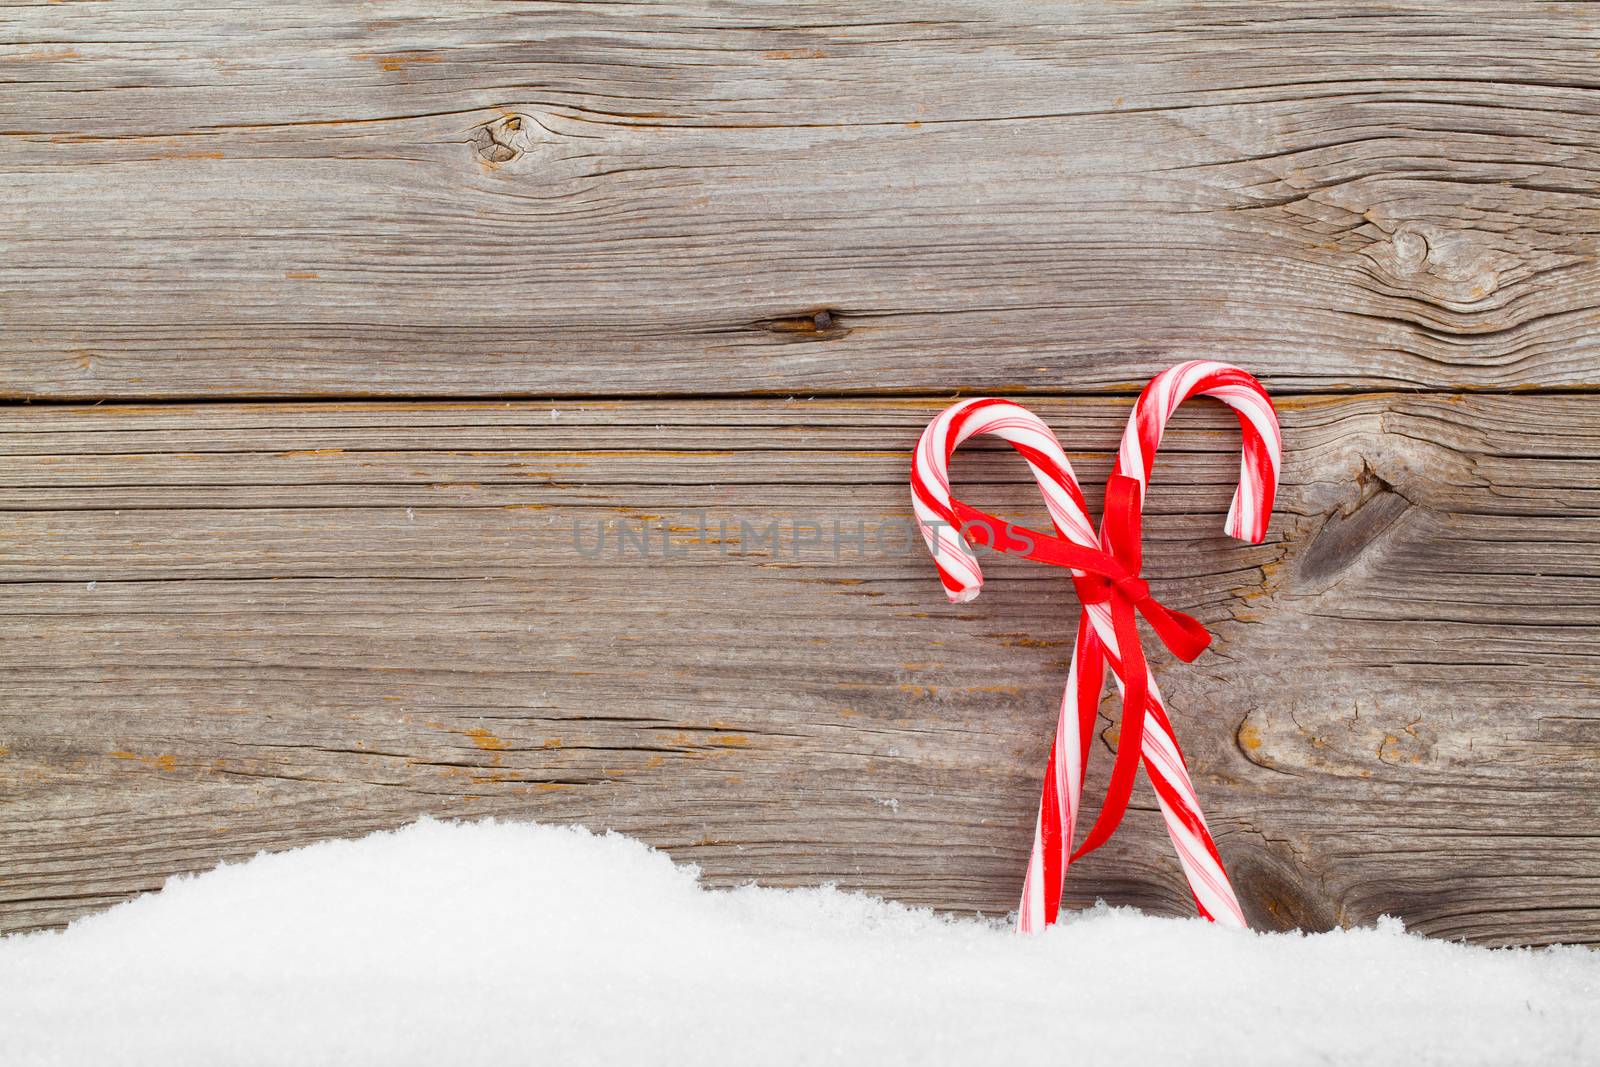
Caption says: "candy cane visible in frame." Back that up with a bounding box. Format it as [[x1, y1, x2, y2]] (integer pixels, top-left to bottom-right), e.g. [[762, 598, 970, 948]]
[[909, 361, 1280, 932], [1093, 362, 1280, 930]]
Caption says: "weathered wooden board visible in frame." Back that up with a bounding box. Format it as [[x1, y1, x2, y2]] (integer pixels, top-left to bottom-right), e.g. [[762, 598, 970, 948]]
[[2, 395, 1597, 945], [4, 1, 1600, 398], [3, 0, 1598, 949]]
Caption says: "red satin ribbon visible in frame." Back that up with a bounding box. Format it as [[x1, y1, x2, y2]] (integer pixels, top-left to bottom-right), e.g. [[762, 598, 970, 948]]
[[949, 473, 1211, 861]]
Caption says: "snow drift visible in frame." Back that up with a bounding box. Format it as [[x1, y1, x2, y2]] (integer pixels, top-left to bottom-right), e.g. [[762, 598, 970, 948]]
[[1, 818, 1595, 1066]]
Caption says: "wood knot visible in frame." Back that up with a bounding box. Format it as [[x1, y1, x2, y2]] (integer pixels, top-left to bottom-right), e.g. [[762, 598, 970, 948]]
[[1363, 221, 1505, 310], [1295, 465, 1414, 591], [471, 114, 533, 165], [752, 308, 847, 341], [1232, 845, 1336, 934]]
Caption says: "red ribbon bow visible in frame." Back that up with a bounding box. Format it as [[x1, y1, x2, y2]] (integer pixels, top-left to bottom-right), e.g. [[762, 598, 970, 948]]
[[949, 473, 1210, 861]]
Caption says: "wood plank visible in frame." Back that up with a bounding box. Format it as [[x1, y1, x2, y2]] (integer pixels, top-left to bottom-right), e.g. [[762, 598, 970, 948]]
[[5, 2, 1600, 398], [2, 394, 1597, 945]]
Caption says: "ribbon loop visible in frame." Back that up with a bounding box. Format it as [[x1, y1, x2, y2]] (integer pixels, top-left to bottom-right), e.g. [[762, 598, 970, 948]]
[[1102, 473, 1145, 576]]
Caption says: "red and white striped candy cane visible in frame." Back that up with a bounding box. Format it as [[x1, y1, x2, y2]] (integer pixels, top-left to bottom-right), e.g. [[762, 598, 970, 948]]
[[909, 361, 1280, 932]]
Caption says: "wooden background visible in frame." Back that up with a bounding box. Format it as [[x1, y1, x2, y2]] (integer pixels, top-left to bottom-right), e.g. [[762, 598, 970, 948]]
[[2, 2, 1598, 946]]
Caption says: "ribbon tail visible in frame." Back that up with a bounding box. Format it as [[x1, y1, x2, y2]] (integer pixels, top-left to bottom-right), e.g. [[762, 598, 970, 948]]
[[1034, 726, 1066, 929], [1070, 597, 1149, 862], [1022, 612, 1106, 930], [1075, 613, 1104, 789]]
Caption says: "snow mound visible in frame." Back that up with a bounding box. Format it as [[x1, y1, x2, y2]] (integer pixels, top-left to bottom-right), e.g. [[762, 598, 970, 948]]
[[1, 818, 1596, 1066]]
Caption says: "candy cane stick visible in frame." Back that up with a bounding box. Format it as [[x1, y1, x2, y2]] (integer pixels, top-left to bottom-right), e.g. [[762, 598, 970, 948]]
[[911, 399, 1101, 933], [1054, 361, 1280, 927], [1099, 361, 1281, 927]]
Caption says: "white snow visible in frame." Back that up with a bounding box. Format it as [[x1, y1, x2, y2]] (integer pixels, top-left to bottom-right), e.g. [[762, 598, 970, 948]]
[[1, 818, 1595, 1066]]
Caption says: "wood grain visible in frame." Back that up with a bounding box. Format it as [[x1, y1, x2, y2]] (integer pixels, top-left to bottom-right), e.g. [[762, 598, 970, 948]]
[[2, 395, 1597, 945], [4, 1, 1600, 398]]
